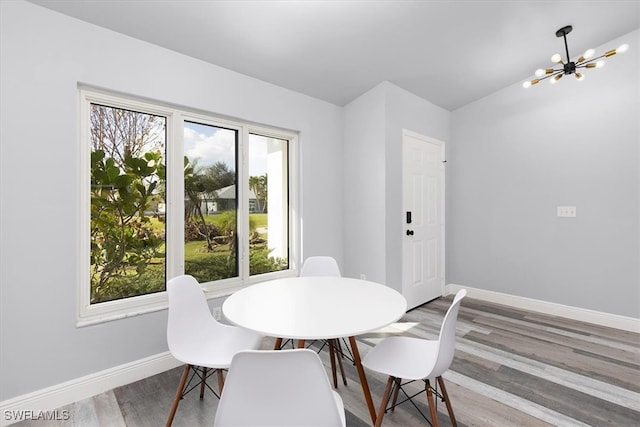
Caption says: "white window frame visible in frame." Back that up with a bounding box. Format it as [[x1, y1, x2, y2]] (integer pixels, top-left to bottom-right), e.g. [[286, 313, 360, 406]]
[[77, 87, 299, 326]]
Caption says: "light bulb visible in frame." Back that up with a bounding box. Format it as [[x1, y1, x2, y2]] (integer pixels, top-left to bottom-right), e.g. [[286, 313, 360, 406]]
[[577, 49, 595, 63], [617, 44, 629, 54], [585, 60, 605, 69], [523, 81, 531, 88], [535, 69, 545, 77], [551, 53, 562, 63], [550, 74, 563, 84], [575, 72, 584, 81]]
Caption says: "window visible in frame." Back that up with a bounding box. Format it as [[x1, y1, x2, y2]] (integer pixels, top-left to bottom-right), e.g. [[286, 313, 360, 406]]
[[79, 88, 298, 325], [89, 104, 167, 304], [247, 133, 290, 275], [183, 121, 239, 283]]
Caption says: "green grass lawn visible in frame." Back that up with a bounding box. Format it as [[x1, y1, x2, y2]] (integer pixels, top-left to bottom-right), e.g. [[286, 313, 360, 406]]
[[250, 213, 267, 228], [92, 212, 273, 302], [204, 212, 267, 230], [149, 213, 266, 232]]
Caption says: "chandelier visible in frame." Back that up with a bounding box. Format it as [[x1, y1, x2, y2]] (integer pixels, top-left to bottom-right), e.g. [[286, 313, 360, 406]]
[[523, 25, 628, 88]]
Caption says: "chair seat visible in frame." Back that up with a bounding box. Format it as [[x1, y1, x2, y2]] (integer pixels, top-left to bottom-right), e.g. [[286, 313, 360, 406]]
[[172, 323, 263, 368], [362, 336, 439, 380]]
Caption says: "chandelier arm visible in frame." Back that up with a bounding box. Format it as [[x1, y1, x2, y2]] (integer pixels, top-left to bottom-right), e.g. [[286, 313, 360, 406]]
[[526, 67, 562, 81], [537, 70, 564, 82], [575, 53, 606, 66]]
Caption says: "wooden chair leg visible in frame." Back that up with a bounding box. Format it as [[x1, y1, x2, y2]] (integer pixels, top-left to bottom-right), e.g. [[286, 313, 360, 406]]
[[335, 338, 346, 361], [217, 369, 225, 395], [274, 337, 283, 350], [375, 376, 395, 427], [390, 377, 401, 412], [332, 339, 348, 386], [437, 376, 457, 426], [199, 367, 208, 399], [425, 379, 440, 427], [166, 364, 190, 427], [328, 340, 338, 388]]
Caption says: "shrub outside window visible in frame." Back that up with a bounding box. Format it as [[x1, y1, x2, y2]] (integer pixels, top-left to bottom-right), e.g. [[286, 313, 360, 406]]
[[78, 88, 298, 325]]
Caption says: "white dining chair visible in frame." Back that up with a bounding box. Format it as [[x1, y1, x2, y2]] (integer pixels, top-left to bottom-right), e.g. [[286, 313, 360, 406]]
[[299, 255, 341, 277], [213, 349, 346, 427], [299, 256, 351, 387], [165, 275, 263, 427], [362, 289, 467, 427]]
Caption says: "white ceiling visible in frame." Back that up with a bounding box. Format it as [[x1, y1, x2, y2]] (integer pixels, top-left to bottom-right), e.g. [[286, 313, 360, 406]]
[[27, 0, 640, 111]]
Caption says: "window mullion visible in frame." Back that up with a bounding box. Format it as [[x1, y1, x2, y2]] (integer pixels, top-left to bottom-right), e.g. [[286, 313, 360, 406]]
[[238, 126, 250, 281], [167, 113, 184, 280]]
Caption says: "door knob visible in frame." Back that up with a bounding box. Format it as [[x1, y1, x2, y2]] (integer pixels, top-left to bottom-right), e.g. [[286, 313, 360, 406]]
[[406, 230, 414, 236]]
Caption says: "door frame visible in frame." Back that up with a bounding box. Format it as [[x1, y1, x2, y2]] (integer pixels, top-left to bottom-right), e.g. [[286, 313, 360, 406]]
[[401, 129, 446, 308]]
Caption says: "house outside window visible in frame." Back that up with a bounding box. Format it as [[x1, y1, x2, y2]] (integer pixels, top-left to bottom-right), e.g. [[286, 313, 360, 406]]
[[78, 88, 298, 325]]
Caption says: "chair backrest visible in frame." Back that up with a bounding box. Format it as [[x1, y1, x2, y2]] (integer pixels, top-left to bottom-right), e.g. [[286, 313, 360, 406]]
[[300, 256, 341, 277], [214, 349, 346, 427], [166, 274, 221, 359], [431, 289, 467, 377]]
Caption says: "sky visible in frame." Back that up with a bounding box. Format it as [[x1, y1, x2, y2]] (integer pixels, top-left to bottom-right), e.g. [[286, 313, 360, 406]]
[[183, 121, 268, 176]]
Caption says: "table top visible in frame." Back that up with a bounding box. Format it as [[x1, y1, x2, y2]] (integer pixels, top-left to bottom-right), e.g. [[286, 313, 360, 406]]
[[222, 276, 407, 340]]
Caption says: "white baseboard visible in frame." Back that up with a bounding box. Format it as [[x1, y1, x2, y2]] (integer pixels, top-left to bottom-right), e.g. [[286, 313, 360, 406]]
[[0, 352, 181, 427], [446, 283, 640, 333]]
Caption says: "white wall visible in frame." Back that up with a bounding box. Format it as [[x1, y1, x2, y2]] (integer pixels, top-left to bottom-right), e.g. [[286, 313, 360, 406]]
[[343, 84, 387, 282], [0, 0, 343, 401], [343, 82, 450, 290], [448, 30, 640, 318]]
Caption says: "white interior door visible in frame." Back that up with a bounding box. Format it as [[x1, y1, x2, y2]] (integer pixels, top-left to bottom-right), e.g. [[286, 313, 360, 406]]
[[402, 130, 445, 310]]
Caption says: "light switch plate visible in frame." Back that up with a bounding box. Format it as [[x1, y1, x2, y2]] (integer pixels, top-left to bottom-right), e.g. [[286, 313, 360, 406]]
[[557, 206, 577, 217]]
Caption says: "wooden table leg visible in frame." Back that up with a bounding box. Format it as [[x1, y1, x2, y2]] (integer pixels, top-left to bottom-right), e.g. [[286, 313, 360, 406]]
[[296, 339, 305, 348], [348, 336, 377, 425]]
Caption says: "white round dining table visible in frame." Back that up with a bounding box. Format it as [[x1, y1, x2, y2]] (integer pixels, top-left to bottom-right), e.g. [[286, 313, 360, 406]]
[[223, 276, 407, 340], [223, 276, 407, 425]]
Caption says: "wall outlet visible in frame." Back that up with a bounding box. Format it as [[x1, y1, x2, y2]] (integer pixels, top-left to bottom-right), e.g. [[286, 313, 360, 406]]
[[557, 206, 577, 218], [212, 307, 222, 321]]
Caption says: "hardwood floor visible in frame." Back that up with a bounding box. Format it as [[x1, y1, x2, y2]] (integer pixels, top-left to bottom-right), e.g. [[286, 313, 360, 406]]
[[12, 296, 640, 426]]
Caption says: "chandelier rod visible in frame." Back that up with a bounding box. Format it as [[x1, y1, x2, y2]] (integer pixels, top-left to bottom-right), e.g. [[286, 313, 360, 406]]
[[561, 30, 571, 63]]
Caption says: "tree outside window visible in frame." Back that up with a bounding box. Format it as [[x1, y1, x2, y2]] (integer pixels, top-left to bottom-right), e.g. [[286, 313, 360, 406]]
[[90, 104, 166, 303]]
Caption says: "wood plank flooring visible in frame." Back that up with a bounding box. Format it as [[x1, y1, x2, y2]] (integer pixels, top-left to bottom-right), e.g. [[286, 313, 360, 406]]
[[11, 296, 640, 426]]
